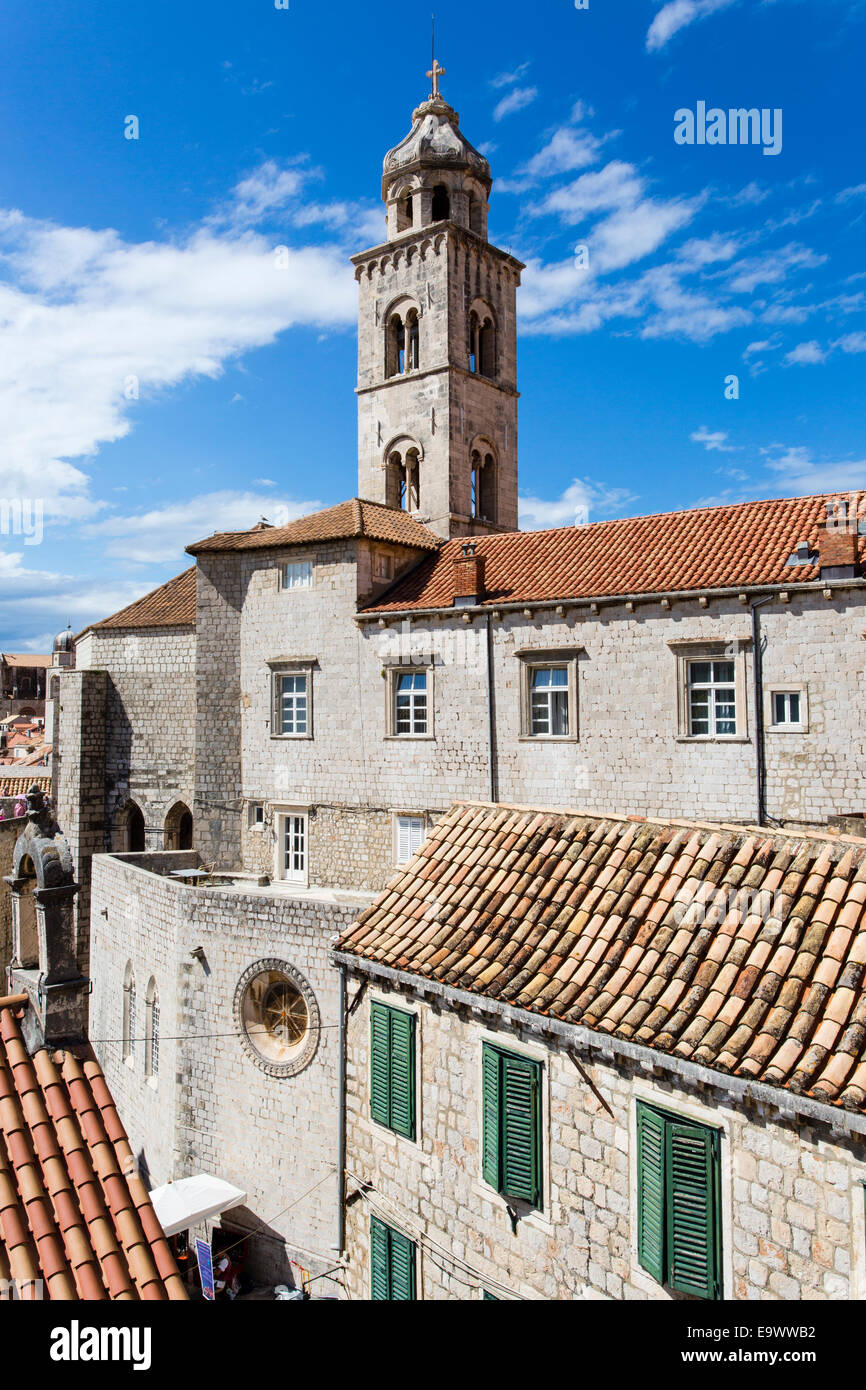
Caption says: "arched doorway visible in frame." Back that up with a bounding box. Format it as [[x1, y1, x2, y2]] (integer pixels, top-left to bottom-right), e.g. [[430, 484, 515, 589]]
[[115, 801, 146, 853], [164, 802, 193, 851]]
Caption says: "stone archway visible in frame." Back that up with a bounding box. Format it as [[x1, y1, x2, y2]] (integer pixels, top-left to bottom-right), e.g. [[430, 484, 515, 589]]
[[164, 801, 193, 851], [115, 800, 145, 853]]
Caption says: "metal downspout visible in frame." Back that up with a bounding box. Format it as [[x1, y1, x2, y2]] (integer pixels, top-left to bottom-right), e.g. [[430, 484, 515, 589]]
[[336, 964, 347, 1257], [486, 613, 497, 803], [750, 595, 774, 827]]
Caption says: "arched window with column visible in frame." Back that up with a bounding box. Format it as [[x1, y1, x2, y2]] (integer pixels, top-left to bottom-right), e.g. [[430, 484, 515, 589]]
[[145, 978, 160, 1081], [386, 303, 420, 377], [469, 303, 497, 379], [123, 963, 136, 1065], [164, 801, 193, 850], [395, 189, 414, 233], [471, 446, 497, 524], [386, 445, 421, 513]]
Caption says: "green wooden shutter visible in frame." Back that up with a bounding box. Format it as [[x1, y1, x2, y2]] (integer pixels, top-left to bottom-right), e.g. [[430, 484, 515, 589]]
[[388, 1227, 416, 1301], [501, 1053, 541, 1208], [388, 1008, 415, 1139], [636, 1103, 666, 1285], [481, 1044, 501, 1189], [666, 1119, 721, 1301], [370, 1002, 392, 1128], [370, 1216, 390, 1301]]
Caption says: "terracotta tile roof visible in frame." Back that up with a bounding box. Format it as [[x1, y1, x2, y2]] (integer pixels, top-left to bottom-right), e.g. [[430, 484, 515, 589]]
[[362, 493, 862, 612], [0, 776, 50, 798], [186, 498, 442, 555], [1, 655, 51, 668], [92, 567, 197, 632], [337, 802, 866, 1114], [0, 997, 187, 1300]]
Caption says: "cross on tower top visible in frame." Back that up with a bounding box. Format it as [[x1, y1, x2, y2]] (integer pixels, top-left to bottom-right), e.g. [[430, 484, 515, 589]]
[[427, 58, 446, 99]]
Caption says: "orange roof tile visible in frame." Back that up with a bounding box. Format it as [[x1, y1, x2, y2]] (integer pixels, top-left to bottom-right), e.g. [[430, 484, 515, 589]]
[[186, 498, 441, 555], [0, 776, 50, 798], [336, 802, 866, 1113], [362, 493, 863, 612], [1, 655, 51, 668], [0, 999, 187, 1300], [92, 567, 197, 632]]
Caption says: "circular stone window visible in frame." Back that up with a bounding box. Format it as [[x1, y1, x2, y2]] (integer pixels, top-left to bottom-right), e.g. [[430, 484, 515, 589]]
[[234, 959, 320, 1077]]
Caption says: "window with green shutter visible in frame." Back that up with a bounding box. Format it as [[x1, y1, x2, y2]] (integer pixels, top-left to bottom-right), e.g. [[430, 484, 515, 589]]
[[481, 1043, 542, 1210], [370, 1001, 416, 1139], [370, 1216, 416, 1300], [636, 1101, 722, 1301]]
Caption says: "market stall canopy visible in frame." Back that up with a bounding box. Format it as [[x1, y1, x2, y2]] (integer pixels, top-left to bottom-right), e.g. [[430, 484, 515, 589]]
[[150, 1174, 247, 1237]]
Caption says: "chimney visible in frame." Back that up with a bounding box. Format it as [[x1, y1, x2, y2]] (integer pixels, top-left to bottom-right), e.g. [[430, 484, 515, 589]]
[[453, 541, 485, 607], [817, 499, 860, 579]]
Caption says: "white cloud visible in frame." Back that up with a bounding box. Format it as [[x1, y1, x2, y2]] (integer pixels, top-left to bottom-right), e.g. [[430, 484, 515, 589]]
[[0, 200, 356, 525], [490, 62, 532, 89], [521, 127, 604, 180], [785, 340, 827, 365], [84, 489, 322, 565], [836, 183, 866, 202], [493, 87, 538, 122], [836, 331, 866, 353], [518, 478, 636, 530], [726, 243, 826, 295], [211, 159, 320, 229], [691, 427, 736, 452], [646, 0, 737, 51], [764, 445, 866, 495]]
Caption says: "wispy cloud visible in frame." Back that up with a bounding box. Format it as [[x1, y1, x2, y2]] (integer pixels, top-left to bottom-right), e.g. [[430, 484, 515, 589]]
[[490, 61, 532, 89], [646, 0, 737, 52], [518, 477, 637, 530], [691, 427, 737, 452], [785, 340, 828, 365], [493, 87, 538, 123]]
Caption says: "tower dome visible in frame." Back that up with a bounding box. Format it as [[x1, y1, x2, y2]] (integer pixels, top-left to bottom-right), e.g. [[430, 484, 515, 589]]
[[381, 63, 492, 240], [53, 625, 74, 654]]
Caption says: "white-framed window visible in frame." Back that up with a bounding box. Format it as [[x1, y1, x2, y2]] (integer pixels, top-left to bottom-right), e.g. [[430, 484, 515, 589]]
[[395, 815, 425, 864], [276, 810, 309, 884], [671, 640, 749, 742], [530, 666, 569, 737], [283, 560, 313, 590], [273, 671, 310, 737], [687, 659, 737, 737], [249, 802, 265, 830], [516, 650, 580, 741], [393, 670, 428, 736], [766, 685, 808, 733]]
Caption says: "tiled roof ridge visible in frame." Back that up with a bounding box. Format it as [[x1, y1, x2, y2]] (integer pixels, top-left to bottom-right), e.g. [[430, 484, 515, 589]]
[[453, 800, 866, 850], [186, 496, 442, 554]]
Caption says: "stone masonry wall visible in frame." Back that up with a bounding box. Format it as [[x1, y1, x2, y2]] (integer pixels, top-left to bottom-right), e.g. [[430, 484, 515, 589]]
[[343, 979, 866, 1301], [90, 852, 365, 1286]]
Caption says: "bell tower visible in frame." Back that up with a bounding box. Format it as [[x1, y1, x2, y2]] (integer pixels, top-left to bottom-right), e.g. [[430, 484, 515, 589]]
[[352, 63, 523, 540]]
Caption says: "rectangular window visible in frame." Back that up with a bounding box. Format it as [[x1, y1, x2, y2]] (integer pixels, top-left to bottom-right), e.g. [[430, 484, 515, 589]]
[[274, 673, 308, 736], [395, 815, 425, 864], [280, 813, 307, 883], [394, 671, 427, 736], [284, 560, 313, 590], [636, 1101, 722, 1301], [370, 1001, 416, 1139], [530, 666, 569, 737], [687, 660, 737, 737], [769, 688, 808, 732], [370, 1216, 416, 1301], [372, 551, 394, 582], [481, 1043, 542, 1210], [249, 803, 265, 830]]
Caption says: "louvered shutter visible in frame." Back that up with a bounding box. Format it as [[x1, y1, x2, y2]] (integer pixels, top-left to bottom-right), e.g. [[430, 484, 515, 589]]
[[636, 1103, 666, 1285], [272, 673, 282, 734], [370, 1002, 391, 1127], [388, 1228, 416, 1301], [397, 817, 411, 863], [409, 818, 424, 856], [501, 1053, 541, 1208], [666, 1119, 720, 1301], [370, 1217, 390, 1300], [388, 1009, 415, 1139], [481, 1044, 501, 1189]]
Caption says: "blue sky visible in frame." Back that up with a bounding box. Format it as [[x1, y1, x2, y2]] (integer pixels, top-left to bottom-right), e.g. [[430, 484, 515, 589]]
[[1, 0, 864, 649]]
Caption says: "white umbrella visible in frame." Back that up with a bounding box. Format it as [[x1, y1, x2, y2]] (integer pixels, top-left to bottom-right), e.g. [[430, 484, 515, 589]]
[[149, 1174, 247, 1237]]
